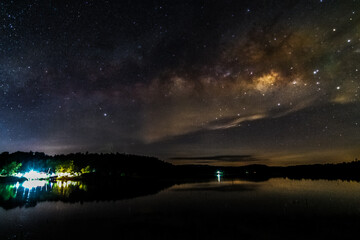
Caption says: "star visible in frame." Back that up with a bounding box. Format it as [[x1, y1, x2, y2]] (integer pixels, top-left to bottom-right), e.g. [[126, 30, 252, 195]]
[[0, 0, 358, 166]]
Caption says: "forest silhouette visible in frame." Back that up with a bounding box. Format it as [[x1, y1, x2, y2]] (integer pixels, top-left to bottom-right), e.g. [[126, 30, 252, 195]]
[[0, 151, 359, 182]]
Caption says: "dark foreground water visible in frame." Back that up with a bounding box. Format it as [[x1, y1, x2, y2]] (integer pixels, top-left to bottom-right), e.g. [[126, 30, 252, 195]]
[[1, 177, 360, 240]]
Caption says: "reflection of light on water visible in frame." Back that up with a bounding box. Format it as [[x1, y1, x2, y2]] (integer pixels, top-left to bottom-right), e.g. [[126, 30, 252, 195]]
[[16, 180, 49, 199], [19, 180, 78, 190], [58, 181, 78, 188], [1, 179, 87, 201], [22, 180, 47, 190], [53, 180, 84, 196], [2, 180, 86, 197], [216, 170, 223, 182]]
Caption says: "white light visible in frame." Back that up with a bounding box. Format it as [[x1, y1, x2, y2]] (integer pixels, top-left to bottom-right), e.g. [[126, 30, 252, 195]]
[[22, 180, 47, 189], [56, 172, 75, 178], [336, 86, 340, 90], [13, 173, 23, 178], [56, 180, 78, 188], [347, 39, 351, 43], [23, 170, 49, 180]]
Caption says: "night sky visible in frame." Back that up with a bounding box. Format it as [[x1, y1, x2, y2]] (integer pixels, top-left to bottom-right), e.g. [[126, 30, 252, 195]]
[[1, 0, 359, 166]]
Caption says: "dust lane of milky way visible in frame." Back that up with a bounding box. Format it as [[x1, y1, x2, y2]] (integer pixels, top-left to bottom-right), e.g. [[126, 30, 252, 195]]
[[0, 0, 359, 165]]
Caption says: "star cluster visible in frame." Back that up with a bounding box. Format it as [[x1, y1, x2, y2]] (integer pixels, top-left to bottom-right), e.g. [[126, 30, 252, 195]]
[[0, 0, 359, 165]]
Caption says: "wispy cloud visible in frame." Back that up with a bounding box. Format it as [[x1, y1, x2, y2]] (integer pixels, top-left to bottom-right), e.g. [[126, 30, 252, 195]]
[[170, 155, 263, 163]]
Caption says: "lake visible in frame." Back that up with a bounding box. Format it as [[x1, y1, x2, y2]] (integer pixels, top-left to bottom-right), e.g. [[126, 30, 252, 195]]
[[1, 177, 360, 239]]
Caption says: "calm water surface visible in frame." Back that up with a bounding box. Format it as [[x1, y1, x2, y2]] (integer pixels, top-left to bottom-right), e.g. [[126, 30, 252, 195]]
[[1, 178, 360, 239]]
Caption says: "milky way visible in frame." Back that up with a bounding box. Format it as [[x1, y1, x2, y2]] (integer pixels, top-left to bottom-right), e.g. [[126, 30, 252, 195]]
[[0, 0, 359, 165]]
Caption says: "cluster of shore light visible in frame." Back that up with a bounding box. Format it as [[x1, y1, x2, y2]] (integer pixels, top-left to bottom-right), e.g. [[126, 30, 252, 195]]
[[9, 170, 83, 191], [13, 170, 78, 180], [12, 179, 81, 191]]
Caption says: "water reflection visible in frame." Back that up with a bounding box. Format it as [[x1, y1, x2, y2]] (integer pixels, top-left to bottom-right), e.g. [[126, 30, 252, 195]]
[[2, 178, 360, 240], [0, 180, 86, 204], [22, 180, 47, 190], [0, 179, 174, 210], [172, 180, 257, 192]]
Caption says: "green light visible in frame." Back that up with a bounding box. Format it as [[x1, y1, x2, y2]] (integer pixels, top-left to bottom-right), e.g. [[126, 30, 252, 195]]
[[216, 170, 223, 176]]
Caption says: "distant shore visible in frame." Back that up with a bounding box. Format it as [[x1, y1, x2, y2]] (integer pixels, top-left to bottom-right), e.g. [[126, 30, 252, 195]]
[[0, 151, 359, 183]]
